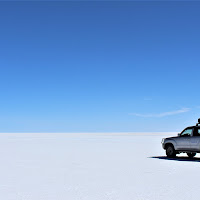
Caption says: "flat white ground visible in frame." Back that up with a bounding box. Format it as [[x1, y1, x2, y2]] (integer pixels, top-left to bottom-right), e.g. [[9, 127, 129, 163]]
[[0, 132, 199, 200]]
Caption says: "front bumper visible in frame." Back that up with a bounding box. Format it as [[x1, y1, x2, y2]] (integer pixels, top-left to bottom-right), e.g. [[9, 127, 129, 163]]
[[161, 138, 165, 149]]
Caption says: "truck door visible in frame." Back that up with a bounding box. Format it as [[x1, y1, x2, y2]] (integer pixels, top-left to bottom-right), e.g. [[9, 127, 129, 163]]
[[176, 128, 193, 150], [190, 127, 200, 151]]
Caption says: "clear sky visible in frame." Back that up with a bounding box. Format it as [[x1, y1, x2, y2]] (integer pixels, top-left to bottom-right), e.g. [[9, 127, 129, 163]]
[[0, 1, 200, 133]]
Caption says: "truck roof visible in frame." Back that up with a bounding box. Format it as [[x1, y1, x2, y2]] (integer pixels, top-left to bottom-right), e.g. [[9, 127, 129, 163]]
[[186, 126, 200, 129]]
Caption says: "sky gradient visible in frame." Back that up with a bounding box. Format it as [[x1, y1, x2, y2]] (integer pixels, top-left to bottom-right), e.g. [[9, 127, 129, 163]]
[[0, 1, 200, 132]]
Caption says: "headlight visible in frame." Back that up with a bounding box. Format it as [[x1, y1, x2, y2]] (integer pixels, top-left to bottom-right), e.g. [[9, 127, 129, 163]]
[[161, 138, 165, 143]]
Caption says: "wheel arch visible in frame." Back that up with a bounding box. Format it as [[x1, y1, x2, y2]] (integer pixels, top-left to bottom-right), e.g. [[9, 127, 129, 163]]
[[164, 142, 175, 150], [163, 138, 177, 150]]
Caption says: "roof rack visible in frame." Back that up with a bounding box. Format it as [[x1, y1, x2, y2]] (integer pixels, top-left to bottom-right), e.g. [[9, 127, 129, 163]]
[[196, 118, 200, 126]]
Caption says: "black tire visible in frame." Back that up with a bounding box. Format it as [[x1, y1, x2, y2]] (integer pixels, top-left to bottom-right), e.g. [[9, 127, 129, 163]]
[[187, 153, 196, 158], [166, 144, 176, 158]]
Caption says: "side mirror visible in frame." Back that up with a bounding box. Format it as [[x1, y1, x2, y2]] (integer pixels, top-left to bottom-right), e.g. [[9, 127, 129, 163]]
[[178, 133, 181, 136]]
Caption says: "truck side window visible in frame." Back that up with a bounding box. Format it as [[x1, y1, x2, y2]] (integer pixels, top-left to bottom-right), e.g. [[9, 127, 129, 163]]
[[198, 128, 200, 136], [181, 128, 193, 137]]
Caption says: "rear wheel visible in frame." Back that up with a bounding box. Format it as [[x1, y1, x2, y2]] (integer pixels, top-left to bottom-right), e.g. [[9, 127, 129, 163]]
[[187, 153, 196, 158], [166, 144, 176, 158]]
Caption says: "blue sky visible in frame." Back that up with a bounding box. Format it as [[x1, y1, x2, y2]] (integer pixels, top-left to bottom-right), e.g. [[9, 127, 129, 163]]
[[0, 1, 200, 133]]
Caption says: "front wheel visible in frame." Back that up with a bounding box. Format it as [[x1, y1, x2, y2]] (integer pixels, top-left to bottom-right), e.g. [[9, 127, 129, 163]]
[[187, 153, 196, 158], [166, 145, 176, 158]]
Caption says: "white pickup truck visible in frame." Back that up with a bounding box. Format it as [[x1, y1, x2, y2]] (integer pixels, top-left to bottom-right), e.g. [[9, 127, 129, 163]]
[[161, 119, 200, 158]]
